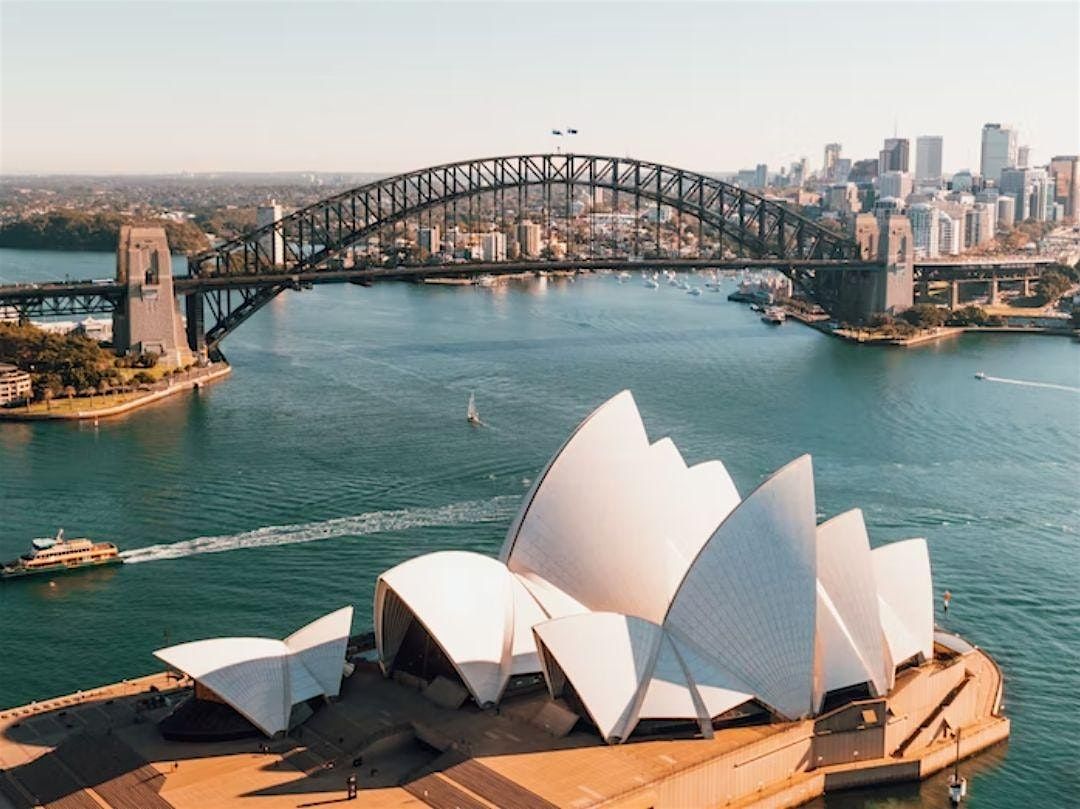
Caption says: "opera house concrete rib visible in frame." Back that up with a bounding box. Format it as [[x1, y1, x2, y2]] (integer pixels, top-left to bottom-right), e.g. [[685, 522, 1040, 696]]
[[374, 391, 939, 744]]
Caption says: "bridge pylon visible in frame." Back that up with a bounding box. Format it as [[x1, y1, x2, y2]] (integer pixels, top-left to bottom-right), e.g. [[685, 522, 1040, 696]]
[[113, 226, 195, 368]]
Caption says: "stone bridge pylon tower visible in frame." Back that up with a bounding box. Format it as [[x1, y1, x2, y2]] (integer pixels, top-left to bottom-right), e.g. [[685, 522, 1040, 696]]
[[112, 226, 194, 368]]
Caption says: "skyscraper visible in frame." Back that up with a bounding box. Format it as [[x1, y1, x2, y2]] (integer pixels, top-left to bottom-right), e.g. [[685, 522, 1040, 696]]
[[256, 200, 285, 266], [1049, 155, 1079, 222], [754, 164, 769, 188], [915, 136, 943, 185], [1016, 145, 1030, 169], [878, 138, 909, 174], [823, 143, 842, 180], [980, 124, 1017, 184]]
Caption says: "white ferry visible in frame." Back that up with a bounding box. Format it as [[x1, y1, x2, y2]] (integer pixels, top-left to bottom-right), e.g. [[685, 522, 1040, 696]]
[[1, 530, 121, 579]]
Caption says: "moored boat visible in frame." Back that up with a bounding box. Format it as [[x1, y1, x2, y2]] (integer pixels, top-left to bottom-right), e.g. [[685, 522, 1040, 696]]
[[761, 306, 786, 324], [2, 530, 121, 579]]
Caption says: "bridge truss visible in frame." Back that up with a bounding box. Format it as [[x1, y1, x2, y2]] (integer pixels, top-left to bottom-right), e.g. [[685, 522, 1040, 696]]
[[187, 154, 862, 351]]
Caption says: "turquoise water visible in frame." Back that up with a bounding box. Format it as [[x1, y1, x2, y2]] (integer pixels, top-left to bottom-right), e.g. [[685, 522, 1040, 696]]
[[1, 248, 1078, 806]]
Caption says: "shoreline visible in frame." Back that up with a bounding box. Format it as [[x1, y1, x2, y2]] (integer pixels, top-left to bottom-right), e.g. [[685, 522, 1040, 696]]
[[0, 640, 1010, 809], [0, 363, 231, 422], [785, 309, 1076, 347]]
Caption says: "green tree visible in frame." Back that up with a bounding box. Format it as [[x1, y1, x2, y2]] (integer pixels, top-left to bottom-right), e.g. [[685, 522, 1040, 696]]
[[1035, 271, 1072, 305], [901, 304, 947, 328]]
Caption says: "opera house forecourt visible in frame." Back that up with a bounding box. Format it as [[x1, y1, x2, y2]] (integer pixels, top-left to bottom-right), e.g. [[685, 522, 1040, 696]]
[[0, 392, 1009, 809]]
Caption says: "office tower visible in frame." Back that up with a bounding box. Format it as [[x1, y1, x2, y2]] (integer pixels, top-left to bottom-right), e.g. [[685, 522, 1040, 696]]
[[1049, 155, 1078, 221], [1017, 145, 1030, 169], [996, 195, 1016, 229], [980, 123, 1017, 183], [879, 171, 913, 200], [754, 164, 769, 188], [878, 138, 910, 174], [915, 136, 943, 184], [824, 143, 842, 180]]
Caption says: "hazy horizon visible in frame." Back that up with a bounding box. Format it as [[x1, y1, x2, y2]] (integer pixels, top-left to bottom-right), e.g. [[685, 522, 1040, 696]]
[[2, 1, 1077, 176]]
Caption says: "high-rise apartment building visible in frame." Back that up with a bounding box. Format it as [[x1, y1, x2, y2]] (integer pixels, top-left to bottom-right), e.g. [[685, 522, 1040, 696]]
[[915, 136, 943, 185], [878, 138, 910, 174], [418, 226, 441, 257], [754, 164, 769, 188], [256, 200, 285, 266], [480, 232, 507, 262], [996, 195, 1016, 229], [907, 203, 941, 258], [517, 222, 542, 257], [980, 123, 1017, 184]]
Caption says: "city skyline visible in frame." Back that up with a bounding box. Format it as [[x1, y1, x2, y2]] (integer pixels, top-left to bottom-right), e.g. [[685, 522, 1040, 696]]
[[2, 1, 1077, 175]]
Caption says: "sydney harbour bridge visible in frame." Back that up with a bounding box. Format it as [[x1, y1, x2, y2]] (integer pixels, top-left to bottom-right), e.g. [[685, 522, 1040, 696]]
[[0, 153, 900, 358]]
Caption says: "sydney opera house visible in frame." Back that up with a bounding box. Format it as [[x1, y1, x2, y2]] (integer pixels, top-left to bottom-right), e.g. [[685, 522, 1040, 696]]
[[0, 392, 1009, 809]]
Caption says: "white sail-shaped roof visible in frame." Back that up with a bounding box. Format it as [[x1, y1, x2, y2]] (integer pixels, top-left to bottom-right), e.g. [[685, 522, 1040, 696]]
[[534, 612, 662, 744], [154, 606, 353, 737], [501, 391, 740, 623], [375, 550, 546, 706], [815, 510, 891, 700], [664, 455, 818, 720], [371, 391, 940, 744], [873, 538, 934, 665]]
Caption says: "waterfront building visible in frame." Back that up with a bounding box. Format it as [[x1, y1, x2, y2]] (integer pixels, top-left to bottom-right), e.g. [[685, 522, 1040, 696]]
[[915, 136, 943, 185], [154, 607, 353, 737], [1049, 155, 1078, 221], [418, 225, 441, 257], [480, 232, 507, 262], [980, 123, 1017, 184], [256, 200, 285, 266], [517, 221, 542, 257], [907, 203, 941, 258], [0, 362, 32, 405], [878, 138, 909, 174], [879, 171, 913, 201], [374, 391, 938, 743]]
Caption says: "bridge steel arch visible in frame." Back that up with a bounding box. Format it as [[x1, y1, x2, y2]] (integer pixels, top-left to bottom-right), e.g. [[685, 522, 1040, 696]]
[[188, 154, 863, 352]]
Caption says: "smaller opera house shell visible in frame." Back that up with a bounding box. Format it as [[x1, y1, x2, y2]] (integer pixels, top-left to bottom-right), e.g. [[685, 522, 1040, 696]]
[[375, 391, 937, 744]]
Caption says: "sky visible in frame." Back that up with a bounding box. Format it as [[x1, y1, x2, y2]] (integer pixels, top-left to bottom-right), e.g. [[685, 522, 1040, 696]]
[[1, 1, 1077, 176]]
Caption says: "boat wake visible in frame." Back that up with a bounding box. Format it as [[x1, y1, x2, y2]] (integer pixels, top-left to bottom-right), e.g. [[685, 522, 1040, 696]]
[[119, 495, 522, 564], [981, 375, 1080, 393]]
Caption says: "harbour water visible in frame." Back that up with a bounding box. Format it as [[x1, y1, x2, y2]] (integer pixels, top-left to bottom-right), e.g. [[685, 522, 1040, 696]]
[[1, 248, 1078, 806]]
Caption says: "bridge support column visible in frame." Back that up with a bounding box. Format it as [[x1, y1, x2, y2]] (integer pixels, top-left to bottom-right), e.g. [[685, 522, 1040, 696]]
[[185, 292, 207, 363], [1021, 276, 1031, 297], [917, 280, 930, 301], [988, 275, 999, 305], [113, 226, 194, 369], [949, 280, 960, 309]]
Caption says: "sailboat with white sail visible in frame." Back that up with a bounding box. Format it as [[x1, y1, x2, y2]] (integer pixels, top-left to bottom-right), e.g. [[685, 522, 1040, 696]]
[[467, 392, 483, 426]]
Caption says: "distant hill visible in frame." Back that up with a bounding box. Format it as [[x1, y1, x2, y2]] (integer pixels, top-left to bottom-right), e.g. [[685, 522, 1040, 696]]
[[0, 211, 209, 254]]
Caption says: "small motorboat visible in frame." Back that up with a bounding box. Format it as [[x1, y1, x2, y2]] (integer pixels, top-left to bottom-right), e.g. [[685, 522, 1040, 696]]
[[687, 287, 702, 296], [467, 392, 483, 426], [974, 372, 986, 380], [643, 278, 659, 289]]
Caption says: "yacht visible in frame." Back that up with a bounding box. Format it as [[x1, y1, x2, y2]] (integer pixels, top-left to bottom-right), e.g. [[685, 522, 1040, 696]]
[[687, 287, 702, 296], [2, 530, 121, 579], [974, 371, 986, 380], [643, 277, 660, 289]]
